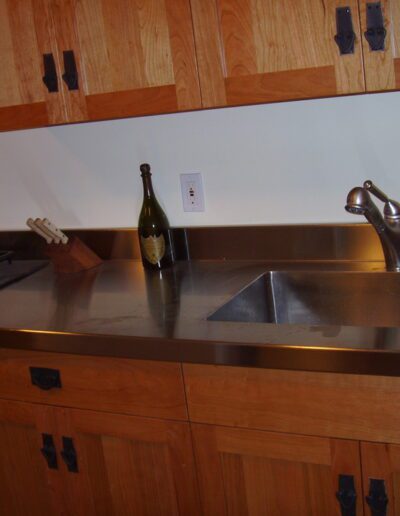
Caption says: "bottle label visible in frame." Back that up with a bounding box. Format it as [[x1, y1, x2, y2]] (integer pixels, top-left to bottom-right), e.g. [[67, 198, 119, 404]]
[[140, 234, 166, 264]]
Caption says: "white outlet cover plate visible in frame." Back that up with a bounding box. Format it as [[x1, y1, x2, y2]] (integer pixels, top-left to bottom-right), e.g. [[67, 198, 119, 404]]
[[180, 172, 205, 212]]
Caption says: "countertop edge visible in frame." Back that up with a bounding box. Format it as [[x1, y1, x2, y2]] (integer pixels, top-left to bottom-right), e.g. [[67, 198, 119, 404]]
[[1, 327, 399, 377]]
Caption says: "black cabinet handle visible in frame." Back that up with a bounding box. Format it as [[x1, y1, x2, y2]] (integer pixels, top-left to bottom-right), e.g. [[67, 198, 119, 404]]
[[364, 2, 386, 51], [336, 474, 357, 516], [30, 367, 62, 391], [335, 7, 356, 55], [62, 50, 79, 90], [40, 433, 58, 469], [366, 478, 388, 516], [61, 437, 78, 473], [42, 53, 58, 92]]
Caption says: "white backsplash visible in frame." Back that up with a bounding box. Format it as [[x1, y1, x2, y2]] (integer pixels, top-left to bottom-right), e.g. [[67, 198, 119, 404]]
[[1, 92, 400, 230]]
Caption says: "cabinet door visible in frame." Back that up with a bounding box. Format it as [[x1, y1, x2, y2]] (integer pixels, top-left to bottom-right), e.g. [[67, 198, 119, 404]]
[[190, 0, 365, 108], [192, 423, 363, 516], [0, 0, 62, 130], [361, 441, 400, 516], [57, 408, 200, 516], [360, 0, 400, 91], [0, 399, 60, 516], [50, 0, 201, 124]]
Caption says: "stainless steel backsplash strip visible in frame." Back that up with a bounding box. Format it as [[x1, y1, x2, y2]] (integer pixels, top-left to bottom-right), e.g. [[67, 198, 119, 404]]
[[0, 224, 384, 262]]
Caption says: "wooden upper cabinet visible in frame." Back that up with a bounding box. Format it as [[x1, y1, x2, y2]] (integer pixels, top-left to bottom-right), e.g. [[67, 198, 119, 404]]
[[1, 0, 201, 131], [7, 0, 400, 131], [359, 0, 400, 91], [51, 0, 202, 123], [190, 0, 366, 107], [192, 423, 363, 516], [0, 0, 64, 130]]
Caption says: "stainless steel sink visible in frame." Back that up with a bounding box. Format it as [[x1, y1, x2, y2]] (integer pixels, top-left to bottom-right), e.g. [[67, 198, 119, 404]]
[[208, 271, 400, 327]]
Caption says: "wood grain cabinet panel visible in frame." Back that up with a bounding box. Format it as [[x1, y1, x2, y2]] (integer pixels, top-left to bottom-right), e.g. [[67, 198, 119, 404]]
[[0, 399, 61, 516], [0, 348, 187, 421], [360, 441, 400, 516], [1, 0, 201, 131], [52, 0, 202, 122], [192, 423, 363, 515], [56, 408, 201, 516], [359, 0, 400, 91], [184, 363, 400, 443], [190, 0, 366, 107], [4, 0, 400, 131], [0, 397, 200, 515], [0, 0, 62, 130]]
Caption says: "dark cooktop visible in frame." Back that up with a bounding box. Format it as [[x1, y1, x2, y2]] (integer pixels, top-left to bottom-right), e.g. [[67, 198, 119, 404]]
[[0, 251, 48, 289], [0, 251, 14, 264]]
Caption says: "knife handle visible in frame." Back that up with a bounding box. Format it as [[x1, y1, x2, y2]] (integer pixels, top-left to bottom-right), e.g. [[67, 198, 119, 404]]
[[35, 219, 60, 244], [42, 218, 69, 244], [26, 218, 53, 244]]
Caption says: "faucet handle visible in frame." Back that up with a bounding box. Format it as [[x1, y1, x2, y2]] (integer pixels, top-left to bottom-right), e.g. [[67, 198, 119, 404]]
[[384, 200, 400, 221], [364, 180, 389, 203], [364, 180, 400, 221]]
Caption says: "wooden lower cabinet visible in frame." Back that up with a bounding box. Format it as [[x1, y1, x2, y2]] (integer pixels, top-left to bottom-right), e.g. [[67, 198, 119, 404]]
[[0, 400, 200, 516], [192, 423, 363, 516], [0, 399, 60, 515], [57, 408, 200, 516], [361, 441, 400, 516], [4, 356, 400, 516]]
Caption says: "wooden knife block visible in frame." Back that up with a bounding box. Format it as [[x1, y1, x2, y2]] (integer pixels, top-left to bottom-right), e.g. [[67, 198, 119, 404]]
[[45, 236, 103, 273]]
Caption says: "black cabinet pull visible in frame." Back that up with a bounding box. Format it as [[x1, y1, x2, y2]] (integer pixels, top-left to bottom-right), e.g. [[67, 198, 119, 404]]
[[62, 50, 79, 90], [42, 53, 58, 92], [366, 478, 388, 516], [336, 474, 357, 516], [61, 437, 78, 473], [40, 433, 58, 469], [335, 7, 356, 55], [30, 367, 62, 391], [364, 2, 386, 51]]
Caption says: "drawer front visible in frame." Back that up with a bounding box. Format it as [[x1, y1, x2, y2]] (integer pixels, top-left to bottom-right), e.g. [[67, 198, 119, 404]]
[[183, 363, 400, 443], [0, 349, 187, 420]]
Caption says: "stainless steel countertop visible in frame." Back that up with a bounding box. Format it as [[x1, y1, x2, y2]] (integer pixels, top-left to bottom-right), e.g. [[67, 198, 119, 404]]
[[0, 259, 399, 376]]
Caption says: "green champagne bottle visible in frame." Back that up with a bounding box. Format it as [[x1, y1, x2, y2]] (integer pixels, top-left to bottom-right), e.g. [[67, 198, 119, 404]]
[[138, 163, 174, 270]]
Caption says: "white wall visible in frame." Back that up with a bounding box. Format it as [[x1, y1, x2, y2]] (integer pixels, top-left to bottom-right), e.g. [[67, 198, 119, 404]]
[[1, 92, 400, 230]]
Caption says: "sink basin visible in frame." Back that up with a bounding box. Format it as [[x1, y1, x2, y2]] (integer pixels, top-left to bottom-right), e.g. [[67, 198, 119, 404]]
[[208, 271, 400, 327]]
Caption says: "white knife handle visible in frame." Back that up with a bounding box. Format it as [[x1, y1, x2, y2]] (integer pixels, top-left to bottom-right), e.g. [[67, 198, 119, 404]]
[[42, 218, 69, 244], [37, 218, 61, 244], [34, 218, 60, 244], [26, 218, 53, 244]]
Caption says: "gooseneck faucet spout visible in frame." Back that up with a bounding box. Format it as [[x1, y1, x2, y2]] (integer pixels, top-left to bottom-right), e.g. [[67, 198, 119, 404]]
[[345, 181, 400, 271]]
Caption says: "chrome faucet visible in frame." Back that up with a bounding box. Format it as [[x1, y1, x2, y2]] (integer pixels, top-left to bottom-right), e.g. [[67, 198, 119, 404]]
[[345, 180, 400, 271]]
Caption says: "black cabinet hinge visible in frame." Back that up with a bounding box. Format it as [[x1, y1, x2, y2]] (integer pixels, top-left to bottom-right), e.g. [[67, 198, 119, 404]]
[[40, 433, 58, 469], [364, 2, 387, 51], [335, 7, 356, 55], [61, 436, 78, 473], [336, 474, 357, 516]]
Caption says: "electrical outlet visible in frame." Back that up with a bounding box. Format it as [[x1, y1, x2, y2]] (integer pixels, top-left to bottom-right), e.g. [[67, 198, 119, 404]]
[[180, 173, 205, 212]]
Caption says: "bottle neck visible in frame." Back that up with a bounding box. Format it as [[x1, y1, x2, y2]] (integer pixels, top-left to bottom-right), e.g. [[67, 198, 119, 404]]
[[141, 174, 155, 199]]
